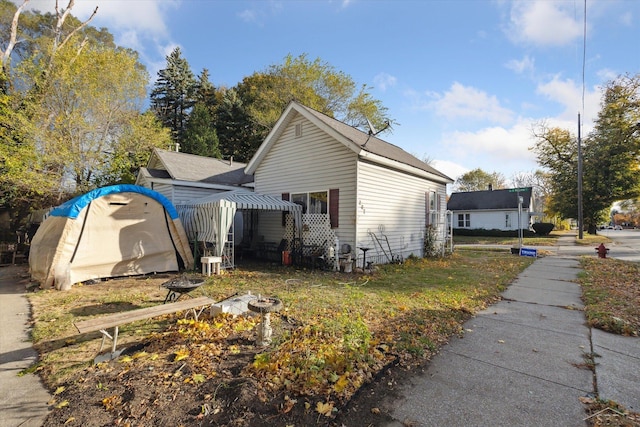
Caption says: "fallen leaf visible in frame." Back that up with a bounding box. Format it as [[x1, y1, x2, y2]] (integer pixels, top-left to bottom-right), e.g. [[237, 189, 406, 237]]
[[54, 386, 65, 395], [174, 349, 190, 362], [55, 400, 69, 409], [316, 401, 334, 417], [192, 373, 206, 384]]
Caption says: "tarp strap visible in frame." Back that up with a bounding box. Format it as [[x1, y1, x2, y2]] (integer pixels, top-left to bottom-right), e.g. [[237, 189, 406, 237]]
[[69, 201, 92, 264]]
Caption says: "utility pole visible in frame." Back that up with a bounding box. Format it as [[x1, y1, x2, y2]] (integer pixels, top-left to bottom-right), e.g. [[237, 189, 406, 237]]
[[577, 113, 583, 239]]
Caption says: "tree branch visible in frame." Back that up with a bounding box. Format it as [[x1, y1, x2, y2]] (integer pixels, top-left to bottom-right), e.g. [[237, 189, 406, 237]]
[[1, 0, 30, 72], [57, 5, 99, 53]]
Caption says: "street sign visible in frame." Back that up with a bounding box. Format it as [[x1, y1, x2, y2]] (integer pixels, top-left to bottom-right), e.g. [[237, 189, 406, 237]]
[[509, 188, 529, 192]]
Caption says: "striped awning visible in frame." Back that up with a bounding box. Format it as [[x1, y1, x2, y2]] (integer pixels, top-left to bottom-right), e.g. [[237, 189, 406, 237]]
[[186, 190, 302, 212], [176, 191, 302, 257]]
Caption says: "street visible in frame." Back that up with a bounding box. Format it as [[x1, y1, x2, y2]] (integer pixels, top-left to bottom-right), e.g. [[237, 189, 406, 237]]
[[595, 228, 640, 262]]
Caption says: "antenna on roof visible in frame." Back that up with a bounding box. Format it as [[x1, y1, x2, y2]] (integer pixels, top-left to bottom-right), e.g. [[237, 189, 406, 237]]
[[362, 118, 391, 148], [366, 118, 377, 136]]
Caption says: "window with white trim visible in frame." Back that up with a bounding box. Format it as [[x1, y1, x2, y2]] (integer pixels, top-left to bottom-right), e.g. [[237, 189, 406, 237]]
[[429, 191, 437, 225], [505, 214, 511, 228], [457, 213, 470, 228]]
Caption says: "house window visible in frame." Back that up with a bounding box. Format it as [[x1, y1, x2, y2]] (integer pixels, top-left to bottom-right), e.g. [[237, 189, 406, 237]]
[[429, 191, 437, 225], [426, 191, 438, 225], [309, 191, 328, 214], [292, 191, 328, 215], [291, 193, 307, 213], [291, 190, 338, 228], [505, 214, 511, 228], [457, 213, 470, 228]]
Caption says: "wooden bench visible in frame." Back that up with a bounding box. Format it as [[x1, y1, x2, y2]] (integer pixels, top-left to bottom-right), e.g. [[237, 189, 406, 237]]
[[74, 296, 215, 357]]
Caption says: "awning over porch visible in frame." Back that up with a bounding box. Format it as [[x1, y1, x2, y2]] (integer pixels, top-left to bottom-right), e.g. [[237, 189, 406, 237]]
[[176, 190, 302, 260]]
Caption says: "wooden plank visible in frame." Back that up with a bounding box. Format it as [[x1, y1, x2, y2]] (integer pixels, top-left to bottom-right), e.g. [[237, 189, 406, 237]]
[[74, 296, 214, 334]]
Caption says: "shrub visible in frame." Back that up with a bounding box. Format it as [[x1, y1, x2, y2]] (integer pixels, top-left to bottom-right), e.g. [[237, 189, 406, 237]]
[[532, 222, 554, 236], [423, 225, 441, 257]]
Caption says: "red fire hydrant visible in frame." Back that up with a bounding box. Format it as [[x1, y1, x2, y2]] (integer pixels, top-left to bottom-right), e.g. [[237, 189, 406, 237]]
[[595, 243, 609, 259]]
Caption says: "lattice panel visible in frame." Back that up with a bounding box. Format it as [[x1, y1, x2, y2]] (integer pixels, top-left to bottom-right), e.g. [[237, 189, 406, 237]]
[[283, 213, 337, 266]]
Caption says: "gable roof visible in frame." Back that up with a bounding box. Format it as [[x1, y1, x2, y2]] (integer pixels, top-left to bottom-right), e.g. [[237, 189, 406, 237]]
[[144, 148, 253, 186], [447, 187, 533, 211], [245, 101, 453, 184]]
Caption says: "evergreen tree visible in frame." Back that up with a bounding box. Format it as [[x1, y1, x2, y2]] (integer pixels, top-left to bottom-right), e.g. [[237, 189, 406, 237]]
[[183, 102, 220, 158], [215, 88, 256, 162], [150, 47, 196, 144]]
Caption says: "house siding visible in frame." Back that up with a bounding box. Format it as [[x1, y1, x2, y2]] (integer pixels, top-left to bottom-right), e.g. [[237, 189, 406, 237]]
[[454, 209, 531, 230], [253, 113, 358, 246], [355, 160, 447, 265], [146, 183, 225, 206]]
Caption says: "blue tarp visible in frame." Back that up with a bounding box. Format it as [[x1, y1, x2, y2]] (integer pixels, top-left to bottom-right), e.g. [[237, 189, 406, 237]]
[[49, 184, 179, 220]]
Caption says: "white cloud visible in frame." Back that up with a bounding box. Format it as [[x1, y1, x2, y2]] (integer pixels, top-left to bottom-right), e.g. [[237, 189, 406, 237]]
[[505, 55, 535, 75], [15, 0, 183, 83], [373, 73, 397, 91], [536, 75, 601, 127], [431, 160, 469, 182], [428, 82, 515, 125], [506, 0, 583, 47], [19, 0, 176, 38], [444, 121, 535, 162]]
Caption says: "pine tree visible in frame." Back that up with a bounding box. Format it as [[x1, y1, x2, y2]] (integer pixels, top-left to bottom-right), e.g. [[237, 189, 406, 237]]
[[183, 102, 220, 158], [150, 47, 196, 144]]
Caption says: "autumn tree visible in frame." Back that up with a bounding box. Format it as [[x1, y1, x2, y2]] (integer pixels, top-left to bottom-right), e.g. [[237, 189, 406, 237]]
[[0, 1, 167, 230], [96, 112, 173, 186], [454, 168, 506, 192], [225, 53, 392, 162], [511, 170, 554, 221], [531, 74, 640, 233]]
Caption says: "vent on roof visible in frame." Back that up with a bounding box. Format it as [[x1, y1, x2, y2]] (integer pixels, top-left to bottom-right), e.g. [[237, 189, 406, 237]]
[[295, 123, 303, 137]]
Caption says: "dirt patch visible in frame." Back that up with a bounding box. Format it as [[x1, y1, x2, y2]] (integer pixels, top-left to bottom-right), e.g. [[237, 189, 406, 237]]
[[41, 318, 415, 427]]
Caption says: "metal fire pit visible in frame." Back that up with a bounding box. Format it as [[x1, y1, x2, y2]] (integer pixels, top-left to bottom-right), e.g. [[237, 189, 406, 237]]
[[247, 297, 283, 346], [161, 275, 205, 303]]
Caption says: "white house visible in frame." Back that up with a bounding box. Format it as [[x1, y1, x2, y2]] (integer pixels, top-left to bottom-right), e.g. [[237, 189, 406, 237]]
[[447, 187, 534, 232], [245, 101, 453, 268]]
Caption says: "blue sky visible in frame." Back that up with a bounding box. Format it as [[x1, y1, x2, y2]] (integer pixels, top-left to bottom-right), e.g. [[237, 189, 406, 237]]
[[21, 0, 640, 184]]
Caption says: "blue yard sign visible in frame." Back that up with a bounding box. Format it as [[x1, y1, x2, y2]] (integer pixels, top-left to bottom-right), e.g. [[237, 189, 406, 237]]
[[520, 248, 537, 258]]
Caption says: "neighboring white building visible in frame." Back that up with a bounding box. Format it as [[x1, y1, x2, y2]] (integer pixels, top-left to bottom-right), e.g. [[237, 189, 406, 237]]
[[447, 187, 534, 232], [245, 101, 454, 267]]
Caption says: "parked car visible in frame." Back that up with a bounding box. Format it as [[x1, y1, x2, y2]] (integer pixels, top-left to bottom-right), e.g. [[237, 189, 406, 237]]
[[614, 225, 622, 230]]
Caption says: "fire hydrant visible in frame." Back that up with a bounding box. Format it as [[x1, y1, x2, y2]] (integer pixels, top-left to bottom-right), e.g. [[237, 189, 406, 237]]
[[595, 243, 609, 259]]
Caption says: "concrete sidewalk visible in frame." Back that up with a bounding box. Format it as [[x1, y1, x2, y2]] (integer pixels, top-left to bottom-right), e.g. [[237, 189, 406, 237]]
[[0, 265, 51, 427], [385, 249, 640, 426]]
